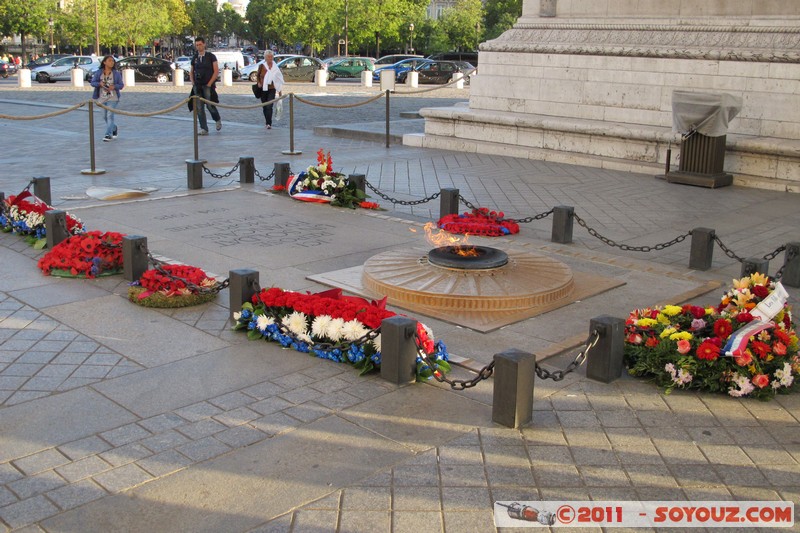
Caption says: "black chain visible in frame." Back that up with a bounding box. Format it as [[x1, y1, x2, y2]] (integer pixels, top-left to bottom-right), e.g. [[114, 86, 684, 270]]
[[146, 251, 229, 294], [417, 347, 495, 390], [458, 194, 479, 211], [202, 162, 240, 180], [534, 329, 600, 381], [713, 235, 744, 262], [510, 209, 554, 224], [256, 168, 275, 182], [365, 181, 441, 206], [574, 214, 691, 252], [764, 245, 786, 261]]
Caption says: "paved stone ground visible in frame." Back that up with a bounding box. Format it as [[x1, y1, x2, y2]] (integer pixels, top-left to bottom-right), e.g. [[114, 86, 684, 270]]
[[0, 82, 798, 532]]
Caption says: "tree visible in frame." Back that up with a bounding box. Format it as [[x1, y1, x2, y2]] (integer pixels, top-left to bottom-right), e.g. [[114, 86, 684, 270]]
[[107, 0, 173, 55], [186, 0, 223, 41], [439, 0, 484, 51], [220, 3, 245, 44], [339, 0, 428, 57], [484, 0, 521, 40], [57, 0, 99, 54], [0, 0, 53, 62]]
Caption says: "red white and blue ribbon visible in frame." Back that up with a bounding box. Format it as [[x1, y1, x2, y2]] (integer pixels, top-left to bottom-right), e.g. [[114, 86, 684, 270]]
[[287, 172, 332, 204], [722, 320, 774, 357]]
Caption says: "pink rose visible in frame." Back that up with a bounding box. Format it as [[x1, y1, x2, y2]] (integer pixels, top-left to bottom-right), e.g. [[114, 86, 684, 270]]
[[677, 339, 692, 354], [752, 374, 770, 389]]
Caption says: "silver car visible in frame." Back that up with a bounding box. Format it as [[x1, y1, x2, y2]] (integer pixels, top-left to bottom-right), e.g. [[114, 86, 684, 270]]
[[31, 55, 101, 83]]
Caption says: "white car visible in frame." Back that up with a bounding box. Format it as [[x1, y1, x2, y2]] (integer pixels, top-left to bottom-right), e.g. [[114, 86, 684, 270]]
[[173, 56, 192, 72], [31, 56, 101, 83]]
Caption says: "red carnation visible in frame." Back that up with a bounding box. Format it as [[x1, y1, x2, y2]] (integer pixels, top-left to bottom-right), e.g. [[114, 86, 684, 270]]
[[737, 312, 754, 323], [696, 340, 720, 361], [690, 306, 706, 319], [645, 336, 659, 348], [752, 285, 770, 298]]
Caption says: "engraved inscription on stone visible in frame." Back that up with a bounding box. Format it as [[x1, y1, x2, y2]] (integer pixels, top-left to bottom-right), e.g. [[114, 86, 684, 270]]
[[165, 215, 335, 248]]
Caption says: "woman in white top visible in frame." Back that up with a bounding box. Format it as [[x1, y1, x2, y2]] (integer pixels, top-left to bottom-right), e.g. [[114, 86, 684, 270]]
[[256, 51, 285, 129]]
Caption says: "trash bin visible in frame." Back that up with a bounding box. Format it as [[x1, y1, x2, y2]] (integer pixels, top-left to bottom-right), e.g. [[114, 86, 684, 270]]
[[666, 91, 742, 188]]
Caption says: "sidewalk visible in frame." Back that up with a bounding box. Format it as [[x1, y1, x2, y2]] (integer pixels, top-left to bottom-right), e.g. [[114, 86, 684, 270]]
[[0, 87, 798, 532]]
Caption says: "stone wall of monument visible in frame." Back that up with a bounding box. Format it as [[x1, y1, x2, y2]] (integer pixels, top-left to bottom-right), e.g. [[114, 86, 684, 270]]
[[520, 0, 800, 21]]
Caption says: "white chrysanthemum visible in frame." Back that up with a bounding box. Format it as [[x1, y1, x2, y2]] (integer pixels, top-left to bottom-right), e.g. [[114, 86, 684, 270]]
[[775, 362, 794, 387], [371, 334, 381, 352], [283, 311, 308, 337], [233, 311, 242, 321], [311, 315, 333, 338], [728, 372, 755, 397], [325, 317, 345, 342], [342, 319, 368, 341], [299, 332, 313, 343], [256, 314, 274, 331]]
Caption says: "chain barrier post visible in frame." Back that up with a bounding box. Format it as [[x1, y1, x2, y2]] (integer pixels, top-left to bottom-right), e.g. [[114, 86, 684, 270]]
[[239, 156, 255, 184], [186, 160, 204, 190], [122, 235, 148, 282], [274, 162, 291, 188], [741, 258, 769, 278], [491, 349, 536, 429], [281, 94, 302, 155], [551, 205, 574, 244], [385, 89, 390, 148], [32, 177, 52, 206], [586, 316, 625, 383], [229, 269, 260, 322], [348, 173, 366, 196], [81, 101, 106, 175], [783, 242, 800, 287], [689, 227, 715, 271], [0, 192, 4, 206], [440, 188, 459, 218], [380, 316, 418, 385], [192, 94, 199, 160], [44, 211, 68, 248]]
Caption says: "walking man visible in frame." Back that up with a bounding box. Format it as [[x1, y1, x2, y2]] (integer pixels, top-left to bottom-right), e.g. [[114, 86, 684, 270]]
[[190, 37, 222, 135]]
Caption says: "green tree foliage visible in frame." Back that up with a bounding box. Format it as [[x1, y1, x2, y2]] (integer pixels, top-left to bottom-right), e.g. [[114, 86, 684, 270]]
[[57, 0, 98, 54], [0, 0, 53, 61], [484, 0, 521, 40], [439, 0, 484, 52], [345, 0, 428, 55], [107, 0, 173, 54], [220, 3, 245, 43], [187, 0, 223, 40]]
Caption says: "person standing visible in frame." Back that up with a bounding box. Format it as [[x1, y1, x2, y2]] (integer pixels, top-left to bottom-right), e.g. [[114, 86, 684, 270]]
[[90, 55, 124, 142], [256, 51, 284, 130], [190, 37, 222, 135]]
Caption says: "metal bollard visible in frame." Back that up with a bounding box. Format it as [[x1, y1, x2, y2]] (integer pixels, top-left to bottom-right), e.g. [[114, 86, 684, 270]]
[[439, 188, 460, 218], [741, 258, 769, 278], [689, 227, 715, 271], [492, 349, 536, 429], [274, 162, 291, 187], [783, 242, 800, 288], [0, 192, 5, 206], [380, 316, 418, 385], [551, 205, 574, 244], [229, 269, 259, 322], [44, 210, 69, 248], [348, 173, 366, 196], [186, 160, 204, 190], [239, 156, 255, 184], [122, 235, 148, 282], [32, 177, 52, 206], [586, 316, 625, 383]]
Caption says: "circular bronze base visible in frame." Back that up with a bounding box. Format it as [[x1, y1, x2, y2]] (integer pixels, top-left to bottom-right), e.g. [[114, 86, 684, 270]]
[[362, 248, 574, 312], [427, 246, 509, 270]]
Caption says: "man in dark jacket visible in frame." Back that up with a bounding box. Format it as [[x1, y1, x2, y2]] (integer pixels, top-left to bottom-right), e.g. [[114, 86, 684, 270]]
[[190, 37, 222, 135]]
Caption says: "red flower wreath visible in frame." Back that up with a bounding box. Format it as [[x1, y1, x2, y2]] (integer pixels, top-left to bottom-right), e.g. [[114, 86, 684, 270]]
[[37, 231, 124, 278], [437, 208, 519, 237]]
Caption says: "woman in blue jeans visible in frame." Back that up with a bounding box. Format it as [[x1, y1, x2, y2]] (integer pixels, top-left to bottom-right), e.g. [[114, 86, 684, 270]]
[[90, 55, 125, 142]]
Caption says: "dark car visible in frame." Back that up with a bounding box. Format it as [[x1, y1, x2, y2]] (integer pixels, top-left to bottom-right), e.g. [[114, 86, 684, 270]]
[[116, 56, 174, 83], [277, 56, 328, 82], [373, 57, 431, 82], [0, 60, 17, 78], [396, 60, 474, 85], [427, 51, 479, 66]]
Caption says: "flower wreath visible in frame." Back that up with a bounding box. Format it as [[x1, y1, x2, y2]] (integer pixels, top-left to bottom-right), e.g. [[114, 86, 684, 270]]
[[233, 287, 450, 380], [624, 273, 799, 400], [285, 149, 375, 209], [37, 231, 124, 278], [1, 191, 84, 248], [437, 208, 520, 237], [128, 264, 220, 308]]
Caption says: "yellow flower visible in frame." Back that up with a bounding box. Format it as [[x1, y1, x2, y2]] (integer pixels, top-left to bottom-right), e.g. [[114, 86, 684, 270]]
[[732, 277, 751, 290], [636, 318, 657, 327], [670, 331, 693, 341], [750, 272, 769, 286], [705, 307, 715, 315], [660, 327, 677, 339], [662, 305, 683, 316], [656, 313, 671, 325], [734, 291, 753, 308]]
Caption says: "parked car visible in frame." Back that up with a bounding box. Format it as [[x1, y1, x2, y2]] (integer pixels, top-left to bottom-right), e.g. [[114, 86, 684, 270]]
[[372, 57, 431, 82], [115, 56, 174, 83], [277, 56, 328, 82], [396, 60, 474, 85], [327, 57, 374, 80], [427, 51, 479, 66], [374, 54, 423, 67], [0, 60, 17, 78], [26, 54, 70, 70], [173, 55, 192, 72], [239, 55, 301, 82], [31, 55, 100, 83]]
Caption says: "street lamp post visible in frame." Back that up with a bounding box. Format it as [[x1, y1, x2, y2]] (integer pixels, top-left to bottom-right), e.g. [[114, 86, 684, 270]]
[[409, 23, 414, 54], [94, 0, 100, 55], [48, 18, 55, 54]]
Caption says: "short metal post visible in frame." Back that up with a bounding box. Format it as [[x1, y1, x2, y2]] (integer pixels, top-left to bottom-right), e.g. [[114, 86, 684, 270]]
[[348, 173, 365, 196], [380, 316, 418, 385], [439, 188, 459, 218], [741, 258, 769, 278], [689, 227, 715, 271], [385, 89, 390, 148], [0, 192, 4, 206], [273, 162, 291, 188], [782, 242, 800, 288], [32, 177, 52, 206], [80, 101, 106, 175], [281, 94, 301, 155], [186, 160, 204, 190], [586, 316, 625, 383], [44, 210, 69, 248], [229, 269, 260, 322], [192, 94, 199, 160], [122, 235, 148, 282], [551, 205, 574, 244], [492, 349, 536, 429], [239, 156, 255, 184]]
